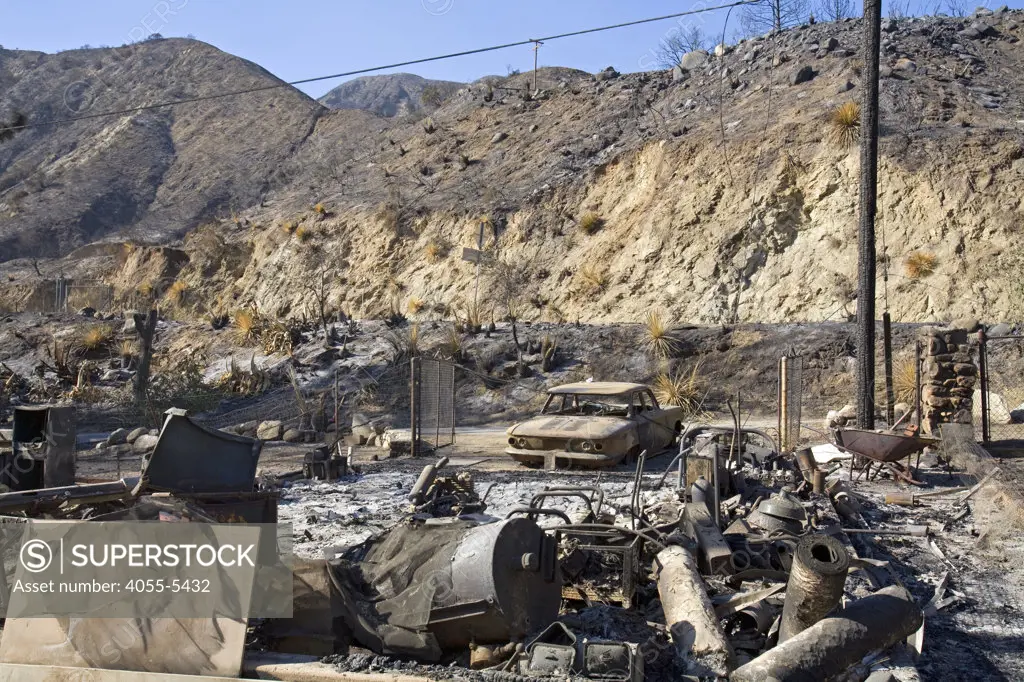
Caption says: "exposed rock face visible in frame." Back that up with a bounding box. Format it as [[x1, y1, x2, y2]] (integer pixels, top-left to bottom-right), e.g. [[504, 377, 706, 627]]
[[318, 73, 464, 117]]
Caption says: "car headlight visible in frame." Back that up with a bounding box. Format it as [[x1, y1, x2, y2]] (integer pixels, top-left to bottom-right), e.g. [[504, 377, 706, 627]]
[[515, 437, 528, 449], [581, 440, 594, 452]]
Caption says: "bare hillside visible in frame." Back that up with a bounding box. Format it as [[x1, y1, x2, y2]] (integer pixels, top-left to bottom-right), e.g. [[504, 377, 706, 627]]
[[0, 37, 324, 258], [318, 73, 465, 117], [2, 13, 1024, 325]]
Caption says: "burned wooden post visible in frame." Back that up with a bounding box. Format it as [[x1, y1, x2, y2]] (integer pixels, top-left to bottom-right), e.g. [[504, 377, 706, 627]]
[[654, 545, 732, 677], [133, 309, 158, 407], [856, 0, 882, 430]]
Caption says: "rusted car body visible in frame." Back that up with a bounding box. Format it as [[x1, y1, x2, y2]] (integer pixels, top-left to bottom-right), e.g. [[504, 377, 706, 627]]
[[506, 382, 684, 468]]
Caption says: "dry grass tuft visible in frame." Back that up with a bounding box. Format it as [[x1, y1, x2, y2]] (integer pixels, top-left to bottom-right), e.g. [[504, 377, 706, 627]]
[[407, 297, 425, 315], [893, 356, 918, 404], [579, 211, 604, 235], [166, 280, 187, 305], [313, 203, 327, 215], [578, 265, 609, 293], [137, 281, 155, 298], [81, 325, 113, 351], [119, 339, 137, 358], [232, 308, 261, 345], [653, 363, 706, 417], [905, 251, 937, 279], [828, 101, 860, 147], [643, 311, 679, 358], [295, 225, 312, 242], [282, 220, 297, 234], [425, 240, 446, 263]]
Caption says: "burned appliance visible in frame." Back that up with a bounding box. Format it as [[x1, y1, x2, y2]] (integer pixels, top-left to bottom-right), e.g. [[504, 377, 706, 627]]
[[303, 446, 347, 481], [272, 516, 561, 661], [140, 408, 276, 523], [0, 405, 75, 492]]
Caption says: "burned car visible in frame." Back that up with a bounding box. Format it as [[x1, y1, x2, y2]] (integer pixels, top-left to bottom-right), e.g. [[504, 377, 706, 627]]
[[506, 382, 683, 468]]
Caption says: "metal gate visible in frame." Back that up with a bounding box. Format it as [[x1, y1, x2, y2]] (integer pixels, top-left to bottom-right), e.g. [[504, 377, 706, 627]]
[[978, 332, 1024, 443], [777, 354, 803, 451], [411, 357, 455, 456]]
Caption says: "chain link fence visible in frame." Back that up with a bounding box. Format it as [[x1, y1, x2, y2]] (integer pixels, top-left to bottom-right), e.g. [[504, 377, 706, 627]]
[[979, 334, 1024, 443]]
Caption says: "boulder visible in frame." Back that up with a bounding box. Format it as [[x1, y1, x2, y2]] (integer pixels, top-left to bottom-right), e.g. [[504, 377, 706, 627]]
[[714, 43, 729, 57], [126, 427, 148, 444], [282, 428, 302, 443], [100, 369, 130, 382], [490, 132, 508, 144], [973, 389, 1012, 424], [838, 80, 854, 93], [106, 428, 129, 447], [133, 434, 160, 453], [960, 21, 996, 39], [595, 66, 619, 81], [790, 65, 815, 85], [988, 323, 1013, 337], [235, 420, 259, 436], [894, 58, 917, 72], [1012, 402, 1024, 424], [257, 420, 284, 441], [824, 37, 839, 51], [79, 307, 96, 318], [680, 50, 709, 71]]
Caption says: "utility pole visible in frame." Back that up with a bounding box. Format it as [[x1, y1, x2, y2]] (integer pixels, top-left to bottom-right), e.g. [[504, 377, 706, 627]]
[[532, 41, 543, 92], [857, 0, 882, 430]]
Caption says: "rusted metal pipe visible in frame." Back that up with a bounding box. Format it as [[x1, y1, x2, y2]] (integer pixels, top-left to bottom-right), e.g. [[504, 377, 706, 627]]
[[778, 534, 850, 643], [655, 545, 733, 678], [731, 586, 923, 682]]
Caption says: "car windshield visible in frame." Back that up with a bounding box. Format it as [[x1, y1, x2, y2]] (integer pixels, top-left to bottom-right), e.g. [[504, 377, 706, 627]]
[[542, 393, 631, 417]]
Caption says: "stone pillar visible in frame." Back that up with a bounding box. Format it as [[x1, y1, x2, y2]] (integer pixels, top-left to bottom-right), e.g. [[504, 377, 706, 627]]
[[920, 323, 978, 435]]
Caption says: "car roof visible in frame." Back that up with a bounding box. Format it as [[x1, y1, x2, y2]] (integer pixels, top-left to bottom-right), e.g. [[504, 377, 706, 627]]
[[547, 382, 648, 396]]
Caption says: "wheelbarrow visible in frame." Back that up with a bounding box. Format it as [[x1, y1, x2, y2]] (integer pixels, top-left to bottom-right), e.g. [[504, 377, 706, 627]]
[[833, 426, 938, 486]]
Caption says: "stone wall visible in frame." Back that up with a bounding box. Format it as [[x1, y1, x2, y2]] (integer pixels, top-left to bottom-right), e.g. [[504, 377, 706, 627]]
[[921, 324, 979, 435]]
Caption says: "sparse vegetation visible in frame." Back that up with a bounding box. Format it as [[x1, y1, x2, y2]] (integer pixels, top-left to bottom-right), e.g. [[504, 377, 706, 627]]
[[578, 212, 604, 235], [578, 265, 609, 293], [385, 324, 420, 362], [828, 101, 861, 148], [232, 308, 261, 345], [295, 225, 312, 242], [643, 311, 680, 358], [80, 325, 113, 351], [653, 362, 707, 418], [313, 202, 327, 215], [407, 297, 425, 314], [165, 280, 187, 305], [422, 117, 436, 134], [425, 240, 447, 263], [905, 251, 938, 279], [282, 220, 297, 234], [893, 356, 918, 404]]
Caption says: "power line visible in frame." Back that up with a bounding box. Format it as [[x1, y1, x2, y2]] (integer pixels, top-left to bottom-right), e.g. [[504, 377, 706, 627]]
[[6, 1, 758, 133]]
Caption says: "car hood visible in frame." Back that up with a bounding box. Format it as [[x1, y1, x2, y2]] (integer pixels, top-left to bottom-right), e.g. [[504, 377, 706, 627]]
[[508, 416, 633, 440]]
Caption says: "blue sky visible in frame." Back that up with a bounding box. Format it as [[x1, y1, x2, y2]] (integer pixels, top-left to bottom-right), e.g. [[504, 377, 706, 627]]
[[3, 0, 1021, 99]]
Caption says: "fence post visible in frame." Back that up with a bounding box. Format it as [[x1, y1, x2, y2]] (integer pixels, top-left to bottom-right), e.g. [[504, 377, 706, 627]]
[[914, 340, 923, 433], [883, 312, 894, 426], [978, 328, 989, 444], [778, 356, 788, 451], [410, 357, 419, 458]]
